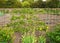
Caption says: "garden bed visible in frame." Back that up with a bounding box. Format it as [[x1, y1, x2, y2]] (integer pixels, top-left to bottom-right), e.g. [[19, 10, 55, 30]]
[[0, 8, 60, 43]]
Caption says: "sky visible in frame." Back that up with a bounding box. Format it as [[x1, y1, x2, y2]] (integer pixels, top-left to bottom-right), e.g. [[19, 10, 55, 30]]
[[42, 0, 46, 1]]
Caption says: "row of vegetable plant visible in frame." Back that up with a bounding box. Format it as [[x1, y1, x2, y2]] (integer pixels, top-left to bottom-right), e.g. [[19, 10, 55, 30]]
[[6, 14, 48, 43], [0, 8, 60, 15], [0, 13, 60, 43]]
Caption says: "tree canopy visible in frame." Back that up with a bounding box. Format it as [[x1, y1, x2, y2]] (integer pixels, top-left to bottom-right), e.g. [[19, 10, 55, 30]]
[[0, 0, 60, 8]]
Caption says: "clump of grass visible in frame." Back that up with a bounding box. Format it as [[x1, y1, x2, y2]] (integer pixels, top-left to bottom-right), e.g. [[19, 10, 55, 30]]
[[0, 27, 14, 43], [22, 33, 36, 43], [38, 36, 46, 43]]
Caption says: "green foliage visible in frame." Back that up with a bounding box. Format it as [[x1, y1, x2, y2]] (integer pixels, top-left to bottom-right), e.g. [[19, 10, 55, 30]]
[[22, 33, 36, 43], [38, 36, 46, 43], [0, 10, 9, 14], [0, 0, 60, 8], [0, 27, 14, 43], [18, 8, 35, 14], [22, 1, 30, 8], [0, 9, 9, 16], [45, 9, 60, 15], [7, 14, 47, 34], [0, 12, 4, 16], [47, 24, 60, 43], [0, 0, 6, 8], [11, 8, 48, 14], [0, 8, 59, 15], [37, 9, 47, 14], [46, 0, 59, 8], [35, 21, 48, 31], [11, 8, 35, 14], [23, 0, 34, 3]]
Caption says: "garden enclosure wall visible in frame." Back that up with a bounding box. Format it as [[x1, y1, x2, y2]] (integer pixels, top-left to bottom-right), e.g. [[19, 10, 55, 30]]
[[0, 8, 60, 43]]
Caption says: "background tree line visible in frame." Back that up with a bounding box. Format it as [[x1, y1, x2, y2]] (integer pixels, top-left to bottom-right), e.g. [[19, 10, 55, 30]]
[[0, 0, 60, 8]]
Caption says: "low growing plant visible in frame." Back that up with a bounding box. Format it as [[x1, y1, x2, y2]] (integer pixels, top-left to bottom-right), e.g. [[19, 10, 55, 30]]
[[47, 24, 60, 43], [11, 8, 35, 14], [22, 1, 30, 8], [7, 14, 47, 34], [0, 27, 14, 43], [22, 33, 36, 43], [38, 36, 46, 43]]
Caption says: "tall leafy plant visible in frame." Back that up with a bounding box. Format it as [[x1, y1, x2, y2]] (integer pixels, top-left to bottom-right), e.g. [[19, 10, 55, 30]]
[[0, 27, 14, 43], [47, 24, 60, 43], [38, 36, 46, 43], [22, 33, 36, 43]]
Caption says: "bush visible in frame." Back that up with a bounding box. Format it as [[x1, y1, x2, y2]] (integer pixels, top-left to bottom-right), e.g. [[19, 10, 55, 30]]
[[22, 1, 30, 8], [0, 27, 14, 43], [47, 24, 60, 43], [45, 9, 60, 15]]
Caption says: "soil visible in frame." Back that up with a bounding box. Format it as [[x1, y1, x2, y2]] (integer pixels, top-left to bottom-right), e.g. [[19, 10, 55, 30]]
[[13, 32, 22, 43]]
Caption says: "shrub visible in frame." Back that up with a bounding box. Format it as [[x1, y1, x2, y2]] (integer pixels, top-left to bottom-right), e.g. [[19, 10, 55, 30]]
[[47, 24, 60, 43], [0, 27, 14, 43], [38, 36, 46, 43], [22, 1, 30, 8], [35, 21, 48, 31]]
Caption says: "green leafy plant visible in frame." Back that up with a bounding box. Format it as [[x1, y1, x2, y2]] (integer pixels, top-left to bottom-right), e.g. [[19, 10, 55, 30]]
[[5, 8, 60, 15], [0, 10, 9, 15], [45, 9, 60, 15], [35, 21, 48, 31], [22, 1, 30, 8], [38, 36, 46, 43], [0, 11, 4, 16], [7, 14, 47, 34], [37, 9, 46, 14], [47, 24, 60, 43], [0, 27, 14, 43], [22, 33, 36, 43], [11, 8, 35, 14]]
